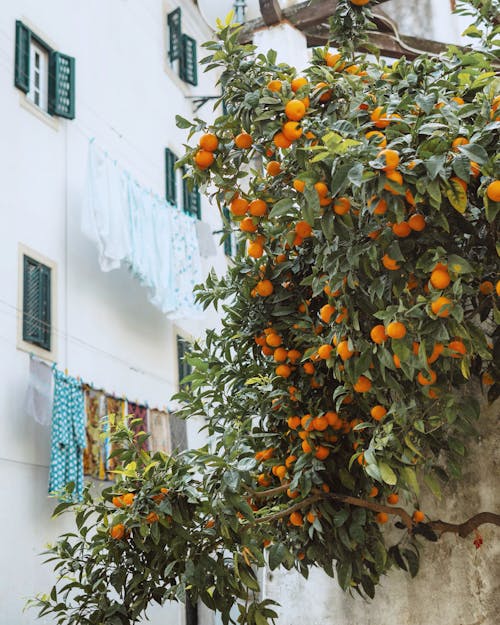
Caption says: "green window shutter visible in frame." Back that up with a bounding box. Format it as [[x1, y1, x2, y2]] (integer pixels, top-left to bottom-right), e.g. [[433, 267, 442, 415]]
[[14, 21, 30, 93], [48, 51, 75, 119], [177, 335, 192, 390], [179, 34, 197, 86], [167, 8, 182, 62], [222, 207, 233, 256], [23, 256, 51, 351], [182, 176, 201, 219], [165, 148, 177, 204]]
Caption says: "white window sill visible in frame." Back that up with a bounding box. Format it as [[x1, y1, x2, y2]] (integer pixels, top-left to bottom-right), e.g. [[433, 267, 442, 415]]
[[19, 93, 59, 131]]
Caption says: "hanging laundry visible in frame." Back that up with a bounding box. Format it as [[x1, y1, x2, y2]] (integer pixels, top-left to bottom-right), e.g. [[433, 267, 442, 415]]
[[195, 219, 217, 258], [103, 396, 126, 480], [25, 357, 53, 426], [81, 139, 131, 272], [82, 387, 107, 480], [127, 401, 149, 450], [82, 140, 202, 318], [149, 409, 171, 454], [48, 369, 86, 502]]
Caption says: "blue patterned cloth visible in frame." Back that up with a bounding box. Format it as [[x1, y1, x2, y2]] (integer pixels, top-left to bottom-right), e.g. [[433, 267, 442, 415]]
[[48, 368, 86, 502]]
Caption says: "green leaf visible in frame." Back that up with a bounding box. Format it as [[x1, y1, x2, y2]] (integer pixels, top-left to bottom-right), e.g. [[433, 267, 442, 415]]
[[378, 462, 397, 485], [269, 198, 294, 219], [268, 543, 287, 570], [458, 143, 489, 164], [445, 179, 467, 213], [175, 115, 195, 129], [401, 466, 419, 495], [424, 473, 442, 499]]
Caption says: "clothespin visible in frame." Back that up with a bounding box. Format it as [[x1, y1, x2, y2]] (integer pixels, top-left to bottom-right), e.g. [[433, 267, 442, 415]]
[[64, 367, 68, 376]]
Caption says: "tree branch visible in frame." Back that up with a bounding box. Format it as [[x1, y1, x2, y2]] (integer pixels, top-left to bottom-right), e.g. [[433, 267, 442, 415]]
[[427, 512, 500, 538], [323, 492, 414, 531]]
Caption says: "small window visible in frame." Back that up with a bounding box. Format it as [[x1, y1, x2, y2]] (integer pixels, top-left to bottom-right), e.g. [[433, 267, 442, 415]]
[[14, 20, 75, 119], [222, 207, 235, 257], [176, 335, 192, 389], [22, 255, 52, 351], [166, 9, 198, 87], [182, 175, 201, 219], [165, 148, 177, 204]]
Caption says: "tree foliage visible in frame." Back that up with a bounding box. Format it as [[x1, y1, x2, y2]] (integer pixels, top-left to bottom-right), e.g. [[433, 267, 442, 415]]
[[33, 2, 499, 624]]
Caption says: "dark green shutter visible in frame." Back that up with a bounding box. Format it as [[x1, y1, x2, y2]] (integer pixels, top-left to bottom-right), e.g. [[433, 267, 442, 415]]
[[23, 256, 51, 351], [48, 51, 75, 119], [167, 8, 182, 62], [177, 335, 192, 389], [185, 597, 198, 625], [165, 148, 177, 204], [222, 207, 232, 256], [180, 34, 197, 86], [182, 177, 201, 219], [14, 21, 30, 93]]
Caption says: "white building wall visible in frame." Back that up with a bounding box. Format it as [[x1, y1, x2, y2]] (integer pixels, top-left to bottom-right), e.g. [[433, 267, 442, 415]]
[[0, 1, 224, 623]]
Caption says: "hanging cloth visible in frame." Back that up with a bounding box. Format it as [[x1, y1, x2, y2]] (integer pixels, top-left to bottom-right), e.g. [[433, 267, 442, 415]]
[[82, 387, 107, 480], [149, 409, 171, 453], [25, 357, 53, 426], [103, 396, 126, 480], [48, 369, 86, 502], [127, 401, 149, 450]]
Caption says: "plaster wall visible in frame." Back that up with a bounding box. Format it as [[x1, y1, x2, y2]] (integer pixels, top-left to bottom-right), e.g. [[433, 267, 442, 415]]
[[0, 1, 224, 623]]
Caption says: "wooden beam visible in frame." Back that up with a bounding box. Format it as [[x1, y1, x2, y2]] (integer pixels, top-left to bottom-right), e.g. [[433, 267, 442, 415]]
[[259, 0, 282, 26]]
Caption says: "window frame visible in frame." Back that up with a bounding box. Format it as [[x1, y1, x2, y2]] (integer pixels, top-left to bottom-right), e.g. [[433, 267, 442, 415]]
[[28, 36, 50, 112], [17, 243, 57, 362]]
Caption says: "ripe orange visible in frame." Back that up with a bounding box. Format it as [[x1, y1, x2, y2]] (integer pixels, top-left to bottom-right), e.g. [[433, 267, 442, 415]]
[[386, 321, 406, 339], [479, 280, 494, 295], [370, 324, 387, 344], [287, 416, 301, 430], [353, 375, 371, 393], [288, 349, 301, 363], [324, 52, 344, 69], [240, 217, 258, 233], [110, 523, 125, 539], [315, 445, 330, 460], [370, 405, 387, 421], [282, 121, 303, 141], [371, 197, 387, 215], [382, 253, 401, 270], [247, 241, 264, 258], [266, 160, 282, 176], [121, 493, 135, 506], [413, 510, 425, 523], [230, 197, 249, 216], [318, 344, 333, 359], [392, 221, 411, 237], [266, 333, 282, 347], [234, 132, 253, 149], [371, 106, 390, 129], [417, 369, 437, 385], [256, 279, 274, 296], [285, 454, 297, 468], [384, 170, 404, 194], [427, 343, 444, 364], [430, 268, 450, 289], [291, 76, 308, 92], [378, 148, 399, 172], [257, 473, 271, 487], [452, 136, 469, 151], [306, 510, 316, 523], [320, 304, 336, 323], [293, 179, 306, 193], [273, 347, 287, 362], [199, 133, 218, 152], [350, 0, 370, 5], [285, 99, 306, 121], [312, 415, 328, 431], [273, 132, 292, 149], [376, 512, 388, 524], [315, 82, 332, 102], [248, 199, 268, 217], [295, 221, 313, 238], [408, 213, 426, 231], [303, 362, 315, 375], [393, 353, 401, 368], [431, 296, 452, 317], [387, 493, 399, 505], [194, 149, 215, 170], [369, 486, 379, 497], [448, 340, 466, 357], [333, 197, 351, 215], [146, 511, 159, 524], [301, 439, 313, 453], [337, 340, 354, 361], [267, 79, 282, 92], [470, 161, 481, 177], [314, 181, 329, 197], [365, 131, 387, 147], [486, 180, 500, 202], [276, 364, 292, 378], [112, 496, 124, 507], [287, 488, 300, 499], [272, 464, 287, 479], [290, 511, 304, 526]]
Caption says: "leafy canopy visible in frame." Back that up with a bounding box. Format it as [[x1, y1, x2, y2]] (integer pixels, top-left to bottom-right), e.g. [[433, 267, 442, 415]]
[[34, 2, 499, 624]]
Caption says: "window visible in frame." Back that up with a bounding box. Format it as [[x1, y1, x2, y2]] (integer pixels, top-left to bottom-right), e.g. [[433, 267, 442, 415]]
[[176, 335, 192, 389], [22, 255, 52, 351], [167, 8, 198, 86], [165, 148, 201, 218], [222, 207, 235, 257], [14, 20, 75, 119]]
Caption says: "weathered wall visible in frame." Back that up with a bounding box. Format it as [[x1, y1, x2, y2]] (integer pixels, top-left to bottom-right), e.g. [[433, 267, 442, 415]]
[[266, 390, 500, 625]]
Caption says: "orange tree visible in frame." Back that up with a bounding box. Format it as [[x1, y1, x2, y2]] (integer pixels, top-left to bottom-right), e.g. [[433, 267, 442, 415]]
[[34, 2, 499, 624]]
